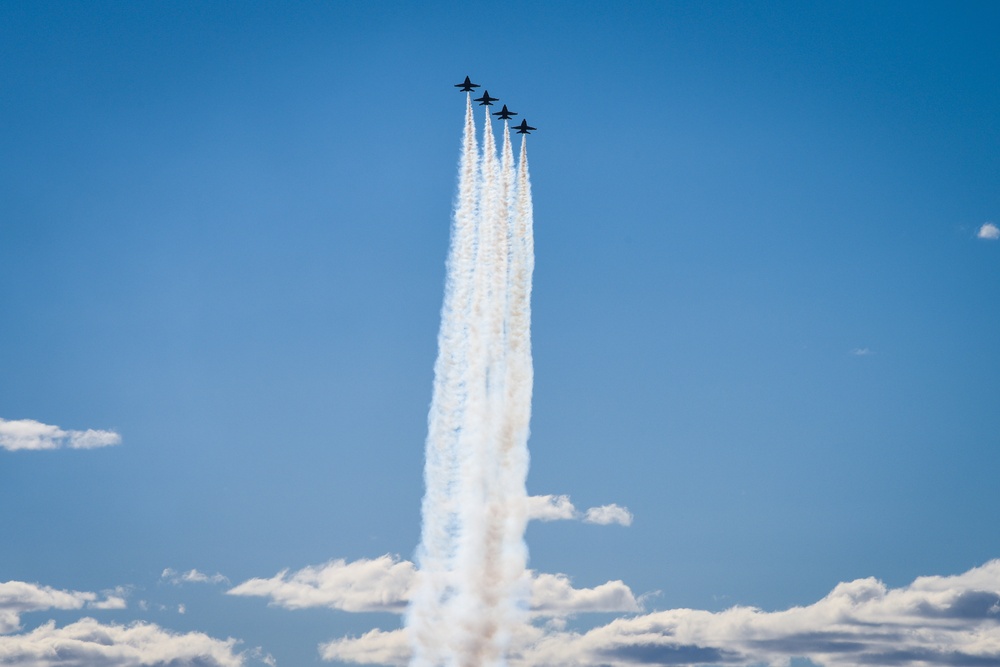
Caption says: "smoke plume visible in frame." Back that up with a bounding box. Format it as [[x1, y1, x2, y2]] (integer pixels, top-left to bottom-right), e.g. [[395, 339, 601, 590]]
[[406, 94, 535, 667]]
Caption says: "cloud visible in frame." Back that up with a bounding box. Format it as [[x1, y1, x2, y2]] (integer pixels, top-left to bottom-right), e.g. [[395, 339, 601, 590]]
[[0, 581, 126, 633], [0, 418, 121, 451], [321, 628, 410, 666], [162, 568, 230, 586], [88, 594, 128, 611], [229, 556, 639, 617], [583, 504, 634, 526], [528, 495, 633, 526], [530, 573, 640, 615], [850, 347, 873, 356], [322, 560, 1000, 666], [247, 646, 277, 667], [228, 555, 416, 613], [977, 222, 1000, 240], [0, 617, 246, 666], [528, 495, 578, 521]]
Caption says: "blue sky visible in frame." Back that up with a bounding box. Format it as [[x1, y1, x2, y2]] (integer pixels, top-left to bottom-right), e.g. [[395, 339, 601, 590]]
[[2, 2, 999, 665]]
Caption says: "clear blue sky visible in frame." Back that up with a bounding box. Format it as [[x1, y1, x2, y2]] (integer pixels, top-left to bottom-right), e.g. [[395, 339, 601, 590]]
[[2, 2, 998, 666]]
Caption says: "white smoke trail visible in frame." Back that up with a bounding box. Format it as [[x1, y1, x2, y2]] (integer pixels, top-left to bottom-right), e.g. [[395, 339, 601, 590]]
[[408, 93, 479, 667], [408, 99, 535, 667], [451, 107, 505, 667], [497, 130, 533, 636]]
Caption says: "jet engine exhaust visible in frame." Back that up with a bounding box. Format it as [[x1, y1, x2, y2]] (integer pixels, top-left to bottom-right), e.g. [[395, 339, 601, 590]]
[[406, 92, 535, 667]]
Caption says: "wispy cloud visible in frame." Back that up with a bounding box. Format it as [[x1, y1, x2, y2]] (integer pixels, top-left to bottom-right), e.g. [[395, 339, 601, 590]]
[[322, 560, 1000, 666], [0, 581, 126, 633], [228, 555, 416, 613], [527, 495, 578, 521], [87, 588, 128, 610], [528, 495, 633, 526], [248, 646, 277, 667], [0, 618, 247, 667], [162, 568, 230, 586], [977, 222, 1000, 240], [850, 347, 873, 356], [321, 628, 409, 666], [0, 418, 121, 452], [229, 556, 640, 617], [583, 504, 634, 526]]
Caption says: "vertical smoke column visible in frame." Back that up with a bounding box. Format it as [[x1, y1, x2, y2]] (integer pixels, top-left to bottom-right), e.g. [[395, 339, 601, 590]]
[[498, 127, 533, 637], [452, 106, 506, 667], [408, 93, 479, 667], [408, 95, 536, 667]]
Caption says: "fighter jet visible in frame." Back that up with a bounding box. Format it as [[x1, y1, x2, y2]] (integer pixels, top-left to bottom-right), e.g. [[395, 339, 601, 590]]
[[513, 119, 536, 134], [454, 76, 480, 92], [492, 104, 517, 120], [473, 90, 499, 106]]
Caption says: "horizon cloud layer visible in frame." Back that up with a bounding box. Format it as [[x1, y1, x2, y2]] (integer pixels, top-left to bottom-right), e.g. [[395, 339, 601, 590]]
[[321, 559, 1000, 667]]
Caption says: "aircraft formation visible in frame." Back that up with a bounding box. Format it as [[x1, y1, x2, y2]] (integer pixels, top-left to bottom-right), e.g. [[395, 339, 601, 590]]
[[454, 76, 536, 135]]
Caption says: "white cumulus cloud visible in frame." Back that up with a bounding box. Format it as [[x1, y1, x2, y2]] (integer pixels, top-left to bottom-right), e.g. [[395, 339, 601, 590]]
[[0, 418, 121, 452], [527, 494, 578, 521], [0, 617, 246, 666], [0, 581, 125, 633], [87, 595, 128, 611], [583, 504, 634, 526], [228, 555, 416, 613], [321, 628, 410, 666], [528, 495, 634, 526], [978, 222, 1000, 240], [322, 560, 1000, 666], [530, 573, 640, 615]]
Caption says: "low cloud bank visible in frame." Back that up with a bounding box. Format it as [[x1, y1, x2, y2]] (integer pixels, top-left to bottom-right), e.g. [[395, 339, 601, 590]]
[[322, 560, 1000, 666], [1, 580, 267, 666], [0, 618, 245, 667], [0, 418, 121, 451], [0, 581, 126, 633], [528, 495, 633, 526], [228, 555, 639, 617]]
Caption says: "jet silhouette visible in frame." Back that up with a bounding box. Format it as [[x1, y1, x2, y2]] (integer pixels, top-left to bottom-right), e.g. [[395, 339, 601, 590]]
[[513, 119, 536, 134], [492, 104, 517, 120], [473, 90, 499, 106], [454, 76, 480, 92]]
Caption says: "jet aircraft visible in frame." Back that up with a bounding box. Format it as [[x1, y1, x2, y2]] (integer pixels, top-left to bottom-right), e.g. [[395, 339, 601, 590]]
[[454, 76, 480, 92], [492, 104, 517, 120], [513, 119, 536, 134], [473, 90, 499, 106]]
